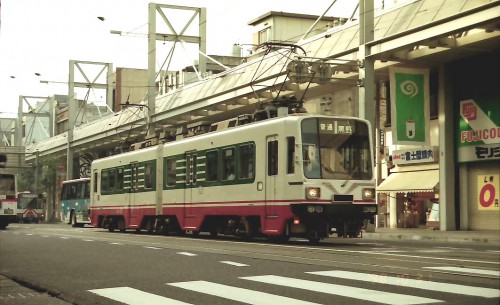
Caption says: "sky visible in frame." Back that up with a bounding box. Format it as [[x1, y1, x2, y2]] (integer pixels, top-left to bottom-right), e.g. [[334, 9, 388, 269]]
[[0, 0, 389, 118]]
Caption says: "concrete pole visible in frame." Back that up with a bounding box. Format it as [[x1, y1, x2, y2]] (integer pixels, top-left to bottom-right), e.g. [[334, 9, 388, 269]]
[[389, 192, 398, 228], [16, 96, 23, 146], [198, 7, 207, 76], [106, 63, 114, 112], [438, 64, 456, 230], [67, 60, 75, 179], [358, 0, 375, 128], [147, 3, 157, 137]]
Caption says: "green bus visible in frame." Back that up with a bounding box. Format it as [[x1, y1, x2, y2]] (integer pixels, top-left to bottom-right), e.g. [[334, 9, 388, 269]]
[[61, 178, 90, 227]]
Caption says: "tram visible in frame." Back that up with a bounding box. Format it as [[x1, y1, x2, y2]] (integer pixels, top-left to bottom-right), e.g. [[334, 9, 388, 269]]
[[90, 107, 376, 243]]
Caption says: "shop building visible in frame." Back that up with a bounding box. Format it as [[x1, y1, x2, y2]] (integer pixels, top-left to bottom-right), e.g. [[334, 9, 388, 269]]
[[377, 51, 500, 231]]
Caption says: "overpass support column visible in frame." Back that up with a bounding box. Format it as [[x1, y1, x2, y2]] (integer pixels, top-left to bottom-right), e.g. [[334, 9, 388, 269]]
[[438, 64, 456, 230]]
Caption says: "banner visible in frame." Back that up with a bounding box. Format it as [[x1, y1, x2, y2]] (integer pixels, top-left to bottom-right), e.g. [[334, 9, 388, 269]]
[[477, 174, 499, 210], [457, 98, 500, 163], [389, 67, 430, 145]]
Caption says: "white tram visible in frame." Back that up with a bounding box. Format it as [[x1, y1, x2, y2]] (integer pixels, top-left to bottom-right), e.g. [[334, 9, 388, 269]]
[[90, 111, 376, 242]]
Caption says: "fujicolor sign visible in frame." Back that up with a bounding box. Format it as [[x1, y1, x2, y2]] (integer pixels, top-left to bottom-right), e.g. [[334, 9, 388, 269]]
[[457, 98, 500, 163]]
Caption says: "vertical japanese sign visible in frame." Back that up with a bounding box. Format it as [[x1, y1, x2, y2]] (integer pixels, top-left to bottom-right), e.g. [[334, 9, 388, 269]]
[[457, 98, 500, 162], [477, 175, 499, 211], [389, 67, 430, 145]]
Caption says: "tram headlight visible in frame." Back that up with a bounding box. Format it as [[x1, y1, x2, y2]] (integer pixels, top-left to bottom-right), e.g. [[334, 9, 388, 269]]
[[363, 188, 375, 200], [306, 187, 321, 199]]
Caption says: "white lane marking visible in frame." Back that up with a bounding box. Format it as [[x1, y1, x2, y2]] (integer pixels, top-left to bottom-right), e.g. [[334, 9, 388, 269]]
[[220, 261, 249, 267], [434, 247, 473, 251], [416, 249, 449, 253], [177, 252, 197, 256], [241, 275, 442, 305], [26, 233, 33, 236], [423, 266, 500, 277], [370, 248, 405, 253], [207, 238, 500, 265], [89, 287, 192, 305], [110, 242, 124, 245], [367, 251, 499, 265], [144, 246, 162, 250], [60, 237, 69, 239], [83, 239, 94, 242], [310, 270, 500, 298], [168, 280, 320, 305], [357, 242, 385, 246]]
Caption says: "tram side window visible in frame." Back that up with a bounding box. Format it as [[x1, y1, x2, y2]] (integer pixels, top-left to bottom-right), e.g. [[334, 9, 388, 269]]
[[287, 137, 295, 174], [144, 162, 153, 189], [116, 168, 124, 190], [222, 147, 236, 180], [239, 144, 255, 179], [206, 150, 219, 182], [108, 169, 116, 191], [185, 155, 192, 184], [165, 158, 177, 187], [268, 140, 278, 176], [101, 170, 109, 193], [192, 155, 197, 184], [93, 173, 98, 194]]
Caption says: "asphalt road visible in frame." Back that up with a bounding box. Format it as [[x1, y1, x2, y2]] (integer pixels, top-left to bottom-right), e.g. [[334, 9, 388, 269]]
[[1, 223, 499, 305]]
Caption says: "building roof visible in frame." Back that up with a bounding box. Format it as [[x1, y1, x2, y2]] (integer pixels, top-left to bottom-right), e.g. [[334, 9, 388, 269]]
[[248, 11, 341, 26]]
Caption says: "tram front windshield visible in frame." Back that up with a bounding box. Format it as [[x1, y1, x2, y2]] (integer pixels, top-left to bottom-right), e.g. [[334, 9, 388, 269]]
[[301, 118, 372, 180]]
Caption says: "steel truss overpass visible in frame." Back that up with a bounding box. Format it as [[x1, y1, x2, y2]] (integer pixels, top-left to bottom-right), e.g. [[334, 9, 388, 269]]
[[26, 0, 500, 167]]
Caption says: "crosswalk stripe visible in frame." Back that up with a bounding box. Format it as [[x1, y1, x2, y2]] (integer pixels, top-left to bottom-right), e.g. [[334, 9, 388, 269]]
[[309, 270, 500, 298], [423, 266, 500, 277], [241, 275, 442, 305], [89, 287, 192, 305], [168, 280, 320, 305]]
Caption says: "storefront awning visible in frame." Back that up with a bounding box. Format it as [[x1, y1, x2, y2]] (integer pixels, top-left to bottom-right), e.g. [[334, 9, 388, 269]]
[[377, 170, 439, 193]]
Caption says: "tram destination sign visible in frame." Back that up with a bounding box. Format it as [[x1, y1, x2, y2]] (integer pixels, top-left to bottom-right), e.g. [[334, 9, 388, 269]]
[[319, 119, 354, 135]]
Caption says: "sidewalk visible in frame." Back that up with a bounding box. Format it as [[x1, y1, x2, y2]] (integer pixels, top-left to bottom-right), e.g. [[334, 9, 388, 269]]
[[363, 227, 500, 246], [0, 275, 71, 305]]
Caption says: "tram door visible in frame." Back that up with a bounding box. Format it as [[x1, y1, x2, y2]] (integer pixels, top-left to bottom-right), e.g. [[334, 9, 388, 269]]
[[129, 163, 139, 223], [183, 151, 197, 229], [265, 136, 278, 217]]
